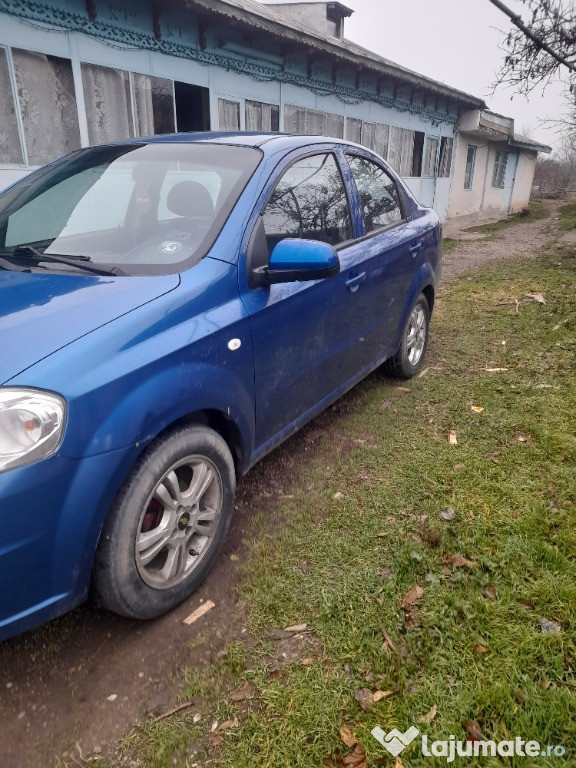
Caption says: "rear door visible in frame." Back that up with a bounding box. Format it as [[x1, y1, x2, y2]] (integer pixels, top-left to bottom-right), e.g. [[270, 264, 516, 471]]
[[344, 153, 424, 357], [240, 149, 374, 450]]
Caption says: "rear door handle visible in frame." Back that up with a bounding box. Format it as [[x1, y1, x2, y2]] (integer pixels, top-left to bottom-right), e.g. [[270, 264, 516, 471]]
[[345, 271, 367, 292], [409, 241, 423, 257]]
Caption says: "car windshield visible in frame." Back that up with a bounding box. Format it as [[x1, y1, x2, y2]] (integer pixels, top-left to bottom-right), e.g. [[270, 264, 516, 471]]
[[0, 142, 261, 275]]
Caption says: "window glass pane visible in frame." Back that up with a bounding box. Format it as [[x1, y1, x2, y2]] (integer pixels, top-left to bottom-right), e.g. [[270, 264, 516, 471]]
[[345, 117, 362, 144], [464, 145, 476, 189], [263, 153, 352, 251], [0, 48, 23, 164], [13, 49, 80, 165], [438, 137, 453, 177], [245, 100, 279, 131], [375, 123, 389, 160], [284, 104, 305, 133], [218, 98, 240, 130], [133, 73, 175, 136], [361, 122, 376, 151], [347, 155, 403, 232], [82, 63, 134, 144], [423, 137, 439, 177], [399, 129, 415, 177], [492, 151, 508, 188], [326, 112, 344, 139]]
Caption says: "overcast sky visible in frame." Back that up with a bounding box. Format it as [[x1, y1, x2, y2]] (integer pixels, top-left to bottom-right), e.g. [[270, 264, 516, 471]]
[[266, 0, 569, 151]]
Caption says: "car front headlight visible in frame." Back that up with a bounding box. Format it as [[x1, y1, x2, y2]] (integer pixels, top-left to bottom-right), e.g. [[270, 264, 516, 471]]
[[0, 388, 66, 472]]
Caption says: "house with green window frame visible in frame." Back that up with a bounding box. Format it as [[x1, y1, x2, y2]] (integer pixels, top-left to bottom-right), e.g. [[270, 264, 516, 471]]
[[0, 0, 550, 222]]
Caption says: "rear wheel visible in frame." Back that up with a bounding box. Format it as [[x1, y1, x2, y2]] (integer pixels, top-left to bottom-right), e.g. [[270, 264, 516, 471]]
[[385, 293, 430, 378], [93, 425, 235, 619]]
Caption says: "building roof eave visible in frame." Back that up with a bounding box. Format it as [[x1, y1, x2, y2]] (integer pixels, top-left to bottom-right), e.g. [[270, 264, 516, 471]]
[[185, 0, 486, 109]]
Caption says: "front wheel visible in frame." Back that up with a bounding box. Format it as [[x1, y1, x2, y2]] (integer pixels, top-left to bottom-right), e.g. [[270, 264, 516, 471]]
[[385, 293, 430, 378], [93, 425, 235, 619]]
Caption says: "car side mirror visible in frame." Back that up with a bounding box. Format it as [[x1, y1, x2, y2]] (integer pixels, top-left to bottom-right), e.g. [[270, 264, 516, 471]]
[[252, 238, 340, 287]]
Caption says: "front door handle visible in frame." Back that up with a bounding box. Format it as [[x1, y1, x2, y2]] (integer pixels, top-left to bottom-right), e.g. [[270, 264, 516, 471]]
[[345, 271, 367, 292]]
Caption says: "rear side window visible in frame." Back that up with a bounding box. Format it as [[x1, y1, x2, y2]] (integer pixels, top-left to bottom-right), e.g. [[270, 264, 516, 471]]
[[262, 153, 352, 253], [347, 155, 404, 233]]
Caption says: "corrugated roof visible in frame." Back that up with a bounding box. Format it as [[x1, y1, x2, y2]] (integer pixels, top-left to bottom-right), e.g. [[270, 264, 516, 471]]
[[511, 133, 552, 154], [184, 0, 486, 108]]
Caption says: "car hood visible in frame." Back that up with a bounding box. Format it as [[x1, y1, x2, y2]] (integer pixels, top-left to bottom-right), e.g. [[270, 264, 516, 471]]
[[0, 271, 180, 384]]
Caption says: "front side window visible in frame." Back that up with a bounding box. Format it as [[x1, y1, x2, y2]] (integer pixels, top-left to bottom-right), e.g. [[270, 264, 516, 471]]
[[263, 153, 352, 252], [0, 143, 261, 275], [347, 155, 403, 232], [492, 151, 508, 188], [13, 49, 81, 165], [464, 145, 477, 190]]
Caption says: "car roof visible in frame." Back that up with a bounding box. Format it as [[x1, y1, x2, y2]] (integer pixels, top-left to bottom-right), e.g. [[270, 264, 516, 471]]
[[139, 131, 351, 152]]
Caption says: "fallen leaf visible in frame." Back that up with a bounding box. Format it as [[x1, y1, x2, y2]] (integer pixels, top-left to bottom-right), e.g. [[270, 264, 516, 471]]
[[418, 367, 430, 378], [382, 627, 396, 652], [333, 492, 345, 500], [372, 689, 394, 702], [450, 554, 476, 569], [379, 567, 392, 581], [401, 585, 424, 608], [267, 668, 282, 681], [465, 720, 485, 742], [542, 681, 552, 690], [388, 385, 411, 393], [448, 429, 458, 445], [375, 531, 390, 538], [525, 292, 546, 304], [418, 704, 438, 724], [343, 744, 367, 766], [484, 584, 497, 599], [516, 432, 530, 443], [540, 619, 562, 634], [284, 623, 308, 632], [230, 681, 254, 701], [394, 759, 404, 768], [298, 657, 316, 665], [484, 366, 508, 372], [474, 643, 489, 653], [379, 400, 392, 412], [440, 506, 456, 521], [454, 462, 465, 470], [229, 554, 239, 561], [339, 724, 357, 748], [219, 718, 239, 730], [517, 599, 535, 611], [183, 600, 215, 625], [470, 405, 484, 413], [354, 688, 373, 712]]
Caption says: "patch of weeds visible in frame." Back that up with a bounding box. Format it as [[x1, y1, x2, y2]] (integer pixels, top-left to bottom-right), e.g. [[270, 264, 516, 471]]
[[467, 199, 549, 234], [442, 237, 459, 255], [558, 200, 576, 230]]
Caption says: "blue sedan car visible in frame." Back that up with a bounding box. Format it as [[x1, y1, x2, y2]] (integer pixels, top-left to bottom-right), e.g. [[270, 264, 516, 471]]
[[0, 132, 441, 639]]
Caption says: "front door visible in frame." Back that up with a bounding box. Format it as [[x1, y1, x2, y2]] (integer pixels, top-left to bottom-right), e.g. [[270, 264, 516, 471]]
[[241, 150, 374, 450]]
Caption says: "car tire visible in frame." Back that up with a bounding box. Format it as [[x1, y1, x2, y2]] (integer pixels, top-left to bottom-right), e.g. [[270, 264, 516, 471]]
[[93, 425, 235, 619], [385, 293, 430, 378]]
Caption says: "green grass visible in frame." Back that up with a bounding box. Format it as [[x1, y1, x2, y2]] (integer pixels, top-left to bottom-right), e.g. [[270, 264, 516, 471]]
[[558, 200, 576, 231], [466, 199, 548, 235], [441, 237, 459, 254], [104, 245, 576, 768]]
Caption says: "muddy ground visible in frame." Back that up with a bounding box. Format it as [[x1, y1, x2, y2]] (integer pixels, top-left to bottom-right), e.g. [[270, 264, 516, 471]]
[[0, 200, 567, 768]]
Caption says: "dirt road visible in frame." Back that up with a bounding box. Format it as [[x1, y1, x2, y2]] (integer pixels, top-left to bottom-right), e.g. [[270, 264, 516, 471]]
[[0, 200, 566, 768]]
